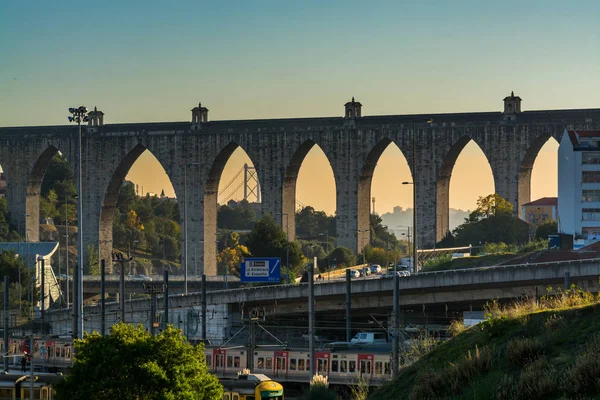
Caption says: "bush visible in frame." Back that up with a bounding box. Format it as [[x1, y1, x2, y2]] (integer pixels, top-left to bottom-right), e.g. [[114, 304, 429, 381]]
[[563, 334, 600, 395], [408, 369, 444, 400], [448, 319, 467, 337], [506, 338, 543, 367], [445, 345, 492, 394], [496, 374, 516, 400], [483, 242, 516, 254], [515, 357, 557, 400]]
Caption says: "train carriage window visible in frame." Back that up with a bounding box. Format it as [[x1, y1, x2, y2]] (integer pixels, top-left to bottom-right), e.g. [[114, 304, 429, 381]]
[[223, 394, 230, 400], [42, 387, 49, 400], [290, 358, 297, 370], [216, 356, 223, 368], [66, 348, 71, 359], [265, 357, 272, 369], [298, 359, 305, 371], [234, 356, 240, 368], [340, 360, 347, 373], [384, 362, 391, 375], [375, 362, 382, 374], [227, 356, 233, 368], [233, 395, 239, 400], [349, 361, 356, 373], [257, 357, 264, 369], [332, 360, 339, 372], [306, 359, 310, 371], [247, 397, 255, 400], [206, 355, 212, 367]]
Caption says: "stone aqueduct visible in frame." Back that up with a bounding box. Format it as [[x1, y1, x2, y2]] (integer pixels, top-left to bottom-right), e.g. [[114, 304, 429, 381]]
[[1, 94, 599, 275]]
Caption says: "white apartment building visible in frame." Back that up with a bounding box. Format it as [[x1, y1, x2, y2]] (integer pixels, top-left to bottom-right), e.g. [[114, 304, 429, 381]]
[[558, 129, 600, 248]]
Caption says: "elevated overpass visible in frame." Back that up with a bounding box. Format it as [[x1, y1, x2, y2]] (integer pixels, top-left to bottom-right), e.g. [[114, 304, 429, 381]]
[[47, 259, 600, 342], [74, 275, 241, 299]]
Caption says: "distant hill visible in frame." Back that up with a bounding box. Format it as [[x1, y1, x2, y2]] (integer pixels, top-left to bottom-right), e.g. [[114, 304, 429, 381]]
[[381, 207, 470, 238]]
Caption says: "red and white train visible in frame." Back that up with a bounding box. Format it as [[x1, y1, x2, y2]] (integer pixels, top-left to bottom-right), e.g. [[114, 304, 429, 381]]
[[205, 346, 393, 386], [0, 337, 74, 371]]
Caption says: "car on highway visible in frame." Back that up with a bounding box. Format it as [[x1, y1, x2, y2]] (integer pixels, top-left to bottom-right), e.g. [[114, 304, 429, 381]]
[[55, 274, 68, 281], [351, 269, 360, 278], [369, 265, 382, 274], [380, 270, 410, 279], [128, 274, 153, 281], [359, 267, 371, 277]]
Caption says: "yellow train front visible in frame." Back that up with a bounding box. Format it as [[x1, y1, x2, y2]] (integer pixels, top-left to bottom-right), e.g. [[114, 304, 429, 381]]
[[221, 373, 284, 400]]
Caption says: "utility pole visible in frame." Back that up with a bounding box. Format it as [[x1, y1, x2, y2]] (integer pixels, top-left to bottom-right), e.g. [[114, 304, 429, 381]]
[[308, 257, 316, 378], [163, 270, 169, 330], [345, 269, 351, 342], [113, 252, 132, 323], [101, 259, 106, 335], [202, 274, 207, 340], [144, 283, 164, 335], [3, 276, 9, 372], [392, 272, 400, 378], [39, 257, 45, 334]]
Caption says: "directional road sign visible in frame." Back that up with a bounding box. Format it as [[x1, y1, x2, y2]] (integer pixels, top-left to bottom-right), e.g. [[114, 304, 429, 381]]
[[240, 257, 281, 282]]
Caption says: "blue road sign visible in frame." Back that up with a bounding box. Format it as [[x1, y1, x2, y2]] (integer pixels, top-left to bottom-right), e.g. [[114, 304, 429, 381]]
[[240, 257, 281, 282]]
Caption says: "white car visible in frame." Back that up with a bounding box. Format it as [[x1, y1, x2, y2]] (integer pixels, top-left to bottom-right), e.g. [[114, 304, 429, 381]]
[[369, 265, 382, 274], [129, 274, 153, 281]]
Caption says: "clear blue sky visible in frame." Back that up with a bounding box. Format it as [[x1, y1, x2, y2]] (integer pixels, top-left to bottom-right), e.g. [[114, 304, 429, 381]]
[[1, 0, 598, 126], [0, 1, 597, 213]]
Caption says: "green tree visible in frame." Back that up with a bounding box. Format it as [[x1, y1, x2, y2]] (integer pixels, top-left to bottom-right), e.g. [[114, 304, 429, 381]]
[[535, 221, 558, 241], [246, 214, 304, 274], [369, 213, 399, 250], [53, 324, 223, 400], [327, 247, 356, 268], [41, 153, 74, 197], [296, 206, 335, 238], [469, 193, 513, 221], [217, 232, 251, 276]]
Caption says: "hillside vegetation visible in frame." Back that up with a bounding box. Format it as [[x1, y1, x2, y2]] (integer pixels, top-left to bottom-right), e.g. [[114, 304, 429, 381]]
[[370, 289, 600, 400]]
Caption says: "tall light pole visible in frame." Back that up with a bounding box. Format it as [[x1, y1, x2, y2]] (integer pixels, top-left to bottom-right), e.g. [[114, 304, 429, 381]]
[[319, 232, 330, 280], [183, 162, 200, 294], [402, 182, 416, 274], [275, 213, 289, 280], [69, 106, 88, 339]]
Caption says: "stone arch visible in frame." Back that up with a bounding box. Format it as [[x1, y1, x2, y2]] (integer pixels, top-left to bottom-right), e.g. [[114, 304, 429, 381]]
[[436, 136, 494, 241], [98, 143, 176, 272], [205, 142, 260, 275], [519, 135, 559, 213], [26, 145, 60, 242], [282, 140, 336, 242], [358, 138, 411, 252]]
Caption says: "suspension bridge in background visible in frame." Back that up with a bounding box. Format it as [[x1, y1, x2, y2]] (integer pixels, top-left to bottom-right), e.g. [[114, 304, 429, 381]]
[[218, 163, 306, 210]]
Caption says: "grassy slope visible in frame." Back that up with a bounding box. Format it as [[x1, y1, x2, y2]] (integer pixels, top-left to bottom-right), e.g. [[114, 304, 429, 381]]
[[370, 303, 600, 400]]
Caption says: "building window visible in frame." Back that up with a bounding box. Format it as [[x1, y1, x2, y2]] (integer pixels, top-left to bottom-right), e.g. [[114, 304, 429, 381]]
[[582, 171, 600, 183], [583, 228, 600, 240], [582, 209, 600, 221], [583, 153, 600, 164], [583, 190, 600, 202]]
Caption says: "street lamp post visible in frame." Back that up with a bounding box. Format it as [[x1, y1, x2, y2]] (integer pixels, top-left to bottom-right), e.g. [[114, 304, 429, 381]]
[[183, 162, 200, 294], [68, 106, 88, 339], [275, 213, 289, 281]]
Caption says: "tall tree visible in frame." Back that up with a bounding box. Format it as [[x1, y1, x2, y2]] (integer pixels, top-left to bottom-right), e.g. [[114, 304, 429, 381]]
[[54, 324, 223, 400], [217, 232, 250, 276], [246, 214, 304, 274]]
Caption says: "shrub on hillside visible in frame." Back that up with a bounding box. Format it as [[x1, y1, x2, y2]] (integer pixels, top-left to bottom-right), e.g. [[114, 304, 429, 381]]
[[506, 338, 543, 367], [408, 369, 444, 400], [448, 319, 467, 337], [563, 334, 600, 395], [445, 345, 492, 394], [515, 357, 557, 400]]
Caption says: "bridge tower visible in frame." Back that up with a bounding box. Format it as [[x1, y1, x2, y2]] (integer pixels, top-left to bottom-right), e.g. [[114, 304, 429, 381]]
[[243, 164, 260, 203]]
